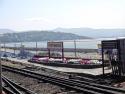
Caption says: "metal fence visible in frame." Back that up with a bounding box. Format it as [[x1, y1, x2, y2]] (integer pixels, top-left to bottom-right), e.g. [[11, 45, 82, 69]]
[[0, 39, 101, 60]]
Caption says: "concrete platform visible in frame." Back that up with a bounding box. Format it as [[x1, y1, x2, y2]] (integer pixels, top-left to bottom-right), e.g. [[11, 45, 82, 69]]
[[3, 57, 112, 76]]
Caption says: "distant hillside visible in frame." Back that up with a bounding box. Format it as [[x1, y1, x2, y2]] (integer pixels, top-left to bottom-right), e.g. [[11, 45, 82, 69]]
[[0, 30, 90, 43], [54, 28, 125, 38], [0, 29, 15, 34]]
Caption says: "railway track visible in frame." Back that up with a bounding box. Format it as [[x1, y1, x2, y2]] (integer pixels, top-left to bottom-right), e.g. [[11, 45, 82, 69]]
[[2, 65, 125, 94], [2, 75, 35, 94], [71, 74, 117, 85]]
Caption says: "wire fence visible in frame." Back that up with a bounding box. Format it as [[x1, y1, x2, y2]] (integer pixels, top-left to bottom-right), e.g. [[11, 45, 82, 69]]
[[0, 40, 101, 59]]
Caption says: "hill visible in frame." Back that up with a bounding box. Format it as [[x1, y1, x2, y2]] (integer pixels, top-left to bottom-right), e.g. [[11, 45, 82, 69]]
[[0, 29, 15, 34], [0, 30, 90, 43], [54, 28, 125, 38]]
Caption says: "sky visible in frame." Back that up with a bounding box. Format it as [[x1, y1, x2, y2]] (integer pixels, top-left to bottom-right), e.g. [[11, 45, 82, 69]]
[[0, 0, 125, 31]]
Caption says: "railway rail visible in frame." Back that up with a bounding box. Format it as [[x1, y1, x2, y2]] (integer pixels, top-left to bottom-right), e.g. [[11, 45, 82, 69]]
[[71, 74, 124, 86], [2, 65, 125, 94], [2, 75, 35, 94]]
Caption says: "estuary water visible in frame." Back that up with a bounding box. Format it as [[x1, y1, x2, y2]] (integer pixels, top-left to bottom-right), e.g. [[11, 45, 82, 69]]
[[2, 38, 116, 49]]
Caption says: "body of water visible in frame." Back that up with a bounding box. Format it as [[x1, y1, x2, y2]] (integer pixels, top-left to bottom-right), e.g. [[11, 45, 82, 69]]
[[2, 38, 116, 49]]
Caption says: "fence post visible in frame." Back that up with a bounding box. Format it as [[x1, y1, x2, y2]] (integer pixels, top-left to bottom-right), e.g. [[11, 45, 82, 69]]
[[36, 42, 37, 55], [74, 40, 77, 58], [14, 43, 16, 55], [4, 43, 6, 54]]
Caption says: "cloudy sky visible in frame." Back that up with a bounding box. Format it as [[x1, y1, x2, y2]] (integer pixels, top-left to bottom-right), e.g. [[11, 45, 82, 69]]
[[0, 0, 125, 31]]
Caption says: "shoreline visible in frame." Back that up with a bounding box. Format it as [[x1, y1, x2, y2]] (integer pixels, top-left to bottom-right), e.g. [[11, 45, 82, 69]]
[[1, 46, 98, 52], [0, 47, 101, 59]]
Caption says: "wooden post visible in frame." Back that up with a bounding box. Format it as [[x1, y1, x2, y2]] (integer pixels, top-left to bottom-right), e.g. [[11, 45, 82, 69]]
[[14, 43, 16, 55], [48, 49, 50, 58], [36, 42, 37, 55], [20, 42, 23, 48], [101, 42, 105, 75], [4, 43, 7, 60], [74, 40, 77, 58], [62, 42, 64, 60], [4, 43, 6, 54], [20, 42, 22, 52]]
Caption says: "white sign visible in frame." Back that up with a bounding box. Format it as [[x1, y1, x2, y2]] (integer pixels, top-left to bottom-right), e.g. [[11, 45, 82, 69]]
[[47, 42, 63, 49]]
